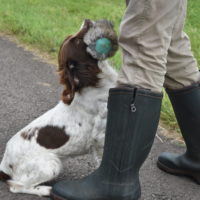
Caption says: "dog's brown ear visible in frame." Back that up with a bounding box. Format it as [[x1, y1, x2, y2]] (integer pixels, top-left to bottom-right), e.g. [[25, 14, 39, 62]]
[[58, 36, 76, 105], [60, 66, 75, 105], [57, 20, 97, 104], [58, 35, 71, 72]]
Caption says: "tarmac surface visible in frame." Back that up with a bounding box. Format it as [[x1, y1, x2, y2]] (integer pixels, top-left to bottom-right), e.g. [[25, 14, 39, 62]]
[[0, 36, 199, 200]]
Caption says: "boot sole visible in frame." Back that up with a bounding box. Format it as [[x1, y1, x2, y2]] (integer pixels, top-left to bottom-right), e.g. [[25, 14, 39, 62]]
[[157, 160, 200, 185], [50, 191, 141, 200], [51, 192, 66, 200]]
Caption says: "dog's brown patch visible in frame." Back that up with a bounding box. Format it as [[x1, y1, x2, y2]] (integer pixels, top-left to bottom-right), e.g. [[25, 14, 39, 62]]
[[37, 126, 70, 149], [0, 171, 11, 182]]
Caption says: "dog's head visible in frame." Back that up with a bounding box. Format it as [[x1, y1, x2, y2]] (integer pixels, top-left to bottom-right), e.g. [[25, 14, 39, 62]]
[[58, 19, 101, 104]]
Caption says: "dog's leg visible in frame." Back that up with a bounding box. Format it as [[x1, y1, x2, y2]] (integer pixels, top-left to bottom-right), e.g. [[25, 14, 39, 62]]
[[91, 146, 101, 167], [91, 132, 104, 167], [0, 148, 12, 178], [90, 104, 107, 167], [8, 180, 52, 196], [7, 154, 62, 196]]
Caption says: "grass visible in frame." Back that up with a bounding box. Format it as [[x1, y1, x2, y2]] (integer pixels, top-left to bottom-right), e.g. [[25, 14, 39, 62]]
[[0, 0, 199, 136], [185, 0, 200, 65], [0, 0, 124, 66]]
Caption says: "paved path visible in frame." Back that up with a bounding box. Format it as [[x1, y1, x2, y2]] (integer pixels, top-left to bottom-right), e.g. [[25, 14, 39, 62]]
[[0, 36, 199, 200]]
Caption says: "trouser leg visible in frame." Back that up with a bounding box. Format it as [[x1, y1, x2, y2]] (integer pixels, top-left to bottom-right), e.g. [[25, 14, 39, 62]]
[[164, 0, 200, 89], [118, 0, 184, 92], [125, 0, 130, 7]]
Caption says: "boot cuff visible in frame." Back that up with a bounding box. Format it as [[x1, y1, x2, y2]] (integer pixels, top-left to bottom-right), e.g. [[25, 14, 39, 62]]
[[166, 83, 200, 95], [109, 87, 163, 99]]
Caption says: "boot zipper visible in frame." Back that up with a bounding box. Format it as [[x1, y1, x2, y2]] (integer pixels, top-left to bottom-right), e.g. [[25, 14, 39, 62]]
[[130, 88, 137, 112]]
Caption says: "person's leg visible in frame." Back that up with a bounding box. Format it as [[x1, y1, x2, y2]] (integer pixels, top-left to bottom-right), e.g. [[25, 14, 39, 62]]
[[51, 1, 182, 199], [164, 0, 200, 90], [125, 0, 130, 7], [158, 0, 200, 184], [118, 0, 182, 92]]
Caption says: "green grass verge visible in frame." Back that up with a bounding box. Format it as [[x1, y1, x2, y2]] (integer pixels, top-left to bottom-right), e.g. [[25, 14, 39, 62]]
[[0, 0, 199, 135], [0, 0, 124, 66]]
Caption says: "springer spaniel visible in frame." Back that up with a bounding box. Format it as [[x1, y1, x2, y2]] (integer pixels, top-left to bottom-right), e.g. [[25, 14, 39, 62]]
[[0, 19, 118, 196]]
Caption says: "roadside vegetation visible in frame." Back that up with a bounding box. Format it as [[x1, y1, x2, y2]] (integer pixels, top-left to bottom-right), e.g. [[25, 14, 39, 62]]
[[0, 0, 199, 136]]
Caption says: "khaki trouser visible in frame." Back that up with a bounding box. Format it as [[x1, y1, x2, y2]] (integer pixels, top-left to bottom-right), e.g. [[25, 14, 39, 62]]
[[118, 0, 200, 92]]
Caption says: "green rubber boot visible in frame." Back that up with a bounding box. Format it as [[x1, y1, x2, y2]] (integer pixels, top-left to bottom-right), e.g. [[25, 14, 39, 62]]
[[157, 84, 200, 184], [51, 87, 162, 200]]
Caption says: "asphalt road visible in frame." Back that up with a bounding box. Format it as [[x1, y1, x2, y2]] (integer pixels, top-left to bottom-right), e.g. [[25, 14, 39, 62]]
[[0, 36, 199, 200]]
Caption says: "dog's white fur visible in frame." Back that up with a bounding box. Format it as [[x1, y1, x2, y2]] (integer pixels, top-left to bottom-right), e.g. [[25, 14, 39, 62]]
[[0, 60, 117, 196]]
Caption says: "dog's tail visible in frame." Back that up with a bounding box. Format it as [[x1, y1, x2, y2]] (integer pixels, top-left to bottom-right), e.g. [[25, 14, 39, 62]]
[[0, 171, 11, 182]]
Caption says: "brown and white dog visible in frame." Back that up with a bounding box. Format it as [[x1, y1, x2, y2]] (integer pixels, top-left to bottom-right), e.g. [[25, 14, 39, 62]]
[[0, 20, 118, 196]]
